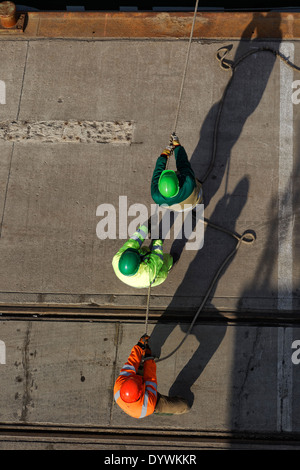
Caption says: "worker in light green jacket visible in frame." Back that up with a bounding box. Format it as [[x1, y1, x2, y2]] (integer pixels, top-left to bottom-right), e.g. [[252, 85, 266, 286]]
[[112, 225, 173, 289]]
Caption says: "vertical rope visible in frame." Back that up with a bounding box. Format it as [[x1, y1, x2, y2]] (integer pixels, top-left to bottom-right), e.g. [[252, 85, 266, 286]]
[[166, 0, 199, 172], [146, 2, 200, 331], [172, 0, 200, 135], [144, 283, 151, 335]]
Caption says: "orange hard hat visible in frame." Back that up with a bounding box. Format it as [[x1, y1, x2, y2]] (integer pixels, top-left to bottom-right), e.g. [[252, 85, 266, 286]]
[[120, 376, 143, 403]]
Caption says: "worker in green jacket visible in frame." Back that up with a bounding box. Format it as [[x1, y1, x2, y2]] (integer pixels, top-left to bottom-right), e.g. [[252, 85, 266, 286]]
[[112, 224, 173, 289], [151, 134, 203, 212]]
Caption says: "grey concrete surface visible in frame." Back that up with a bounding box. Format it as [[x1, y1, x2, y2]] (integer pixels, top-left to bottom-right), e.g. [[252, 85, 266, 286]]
[[0, 30, 300, 444], [0, 37, 299, 314], [0, 318, 299, 439]]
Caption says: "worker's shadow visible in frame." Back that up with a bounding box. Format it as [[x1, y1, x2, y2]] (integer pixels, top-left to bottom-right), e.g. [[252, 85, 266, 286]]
[[157, 12, 282, 263], [237, 143, 300, 313], [149, 176, 250, 406], [190, 11, 282, 210]]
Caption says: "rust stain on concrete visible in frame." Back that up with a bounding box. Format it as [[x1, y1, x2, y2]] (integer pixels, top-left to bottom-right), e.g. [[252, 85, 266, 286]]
[[0, 11, 298, 39]]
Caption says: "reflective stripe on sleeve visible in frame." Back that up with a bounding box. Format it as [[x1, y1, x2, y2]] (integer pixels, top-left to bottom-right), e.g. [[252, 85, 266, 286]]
[[120, 370, 133, 377], [151, 244, 162, 250], [151, 244, 163, 260], [137, 226, 148, 238], [130, 234, 143, 246], [145, 380, 157, 397], [119, 364, 136, 376], [131, 226, 148, 245], [139, 391, 149, 418], [151, 251, 164, 261]]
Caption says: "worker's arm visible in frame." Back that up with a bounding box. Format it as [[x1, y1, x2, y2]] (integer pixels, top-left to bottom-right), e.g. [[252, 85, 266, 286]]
[[112, 224, 148, 270], [174, 145, 196, 180], [151, 155, 167, 186], [142, 349, 158, 410], [123, 224, 149, 251], [114, 343, 144, 391], [120, 344, 144, 375], [142, 239, 164, 284], [151, 147, 173, 205]]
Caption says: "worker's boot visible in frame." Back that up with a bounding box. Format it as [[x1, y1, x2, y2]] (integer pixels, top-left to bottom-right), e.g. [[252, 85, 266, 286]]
[[154, 394, 191, 415]]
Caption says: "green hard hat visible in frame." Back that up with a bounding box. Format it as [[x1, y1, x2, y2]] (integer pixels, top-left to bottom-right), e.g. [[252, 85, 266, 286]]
[[158, 170, 179, 198], [119, 249, 141, 276]]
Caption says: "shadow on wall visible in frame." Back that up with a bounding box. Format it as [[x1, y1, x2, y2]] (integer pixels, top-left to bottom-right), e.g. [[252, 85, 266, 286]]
[[237, 100, 300, 313], [230, 100, 300, 433], [149, 12, 282, 410]]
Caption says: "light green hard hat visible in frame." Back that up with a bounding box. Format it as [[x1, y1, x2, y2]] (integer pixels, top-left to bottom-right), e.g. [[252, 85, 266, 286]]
[[158, 170, 179, 198]]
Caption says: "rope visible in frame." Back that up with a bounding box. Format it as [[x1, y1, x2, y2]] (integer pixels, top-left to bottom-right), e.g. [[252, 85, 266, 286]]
[[144, 38, 300, 360], [145, 0, 200, 317], [144, 283, 151, 336], [152, 44, 300, 362], [173, 0, 200, 136], [202, 45, 300, 184], [144, 217, 255, 343], [156, 225, 255, 363], [165, 0, 199, 171]]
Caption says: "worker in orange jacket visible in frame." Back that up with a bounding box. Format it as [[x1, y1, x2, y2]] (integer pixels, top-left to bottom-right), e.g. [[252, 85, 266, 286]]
[[114, 334, 190, 418]]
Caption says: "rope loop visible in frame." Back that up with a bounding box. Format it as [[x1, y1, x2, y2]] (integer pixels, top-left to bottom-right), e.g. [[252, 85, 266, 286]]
[[216, 46, 234, 71], [239, 230, 256, 245], [154, 223, 256, 363]]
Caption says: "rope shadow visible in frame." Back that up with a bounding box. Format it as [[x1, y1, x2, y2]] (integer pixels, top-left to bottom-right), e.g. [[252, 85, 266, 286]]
[[190, 12, 282, 209], [150, 176, 250, 406]]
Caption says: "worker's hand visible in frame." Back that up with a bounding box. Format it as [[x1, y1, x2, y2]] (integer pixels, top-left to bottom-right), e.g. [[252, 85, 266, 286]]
[[144, 347, 153, 358], [137, 334, 150, 350], [170, 133, 180, 147], [161, 145, 174, 158]]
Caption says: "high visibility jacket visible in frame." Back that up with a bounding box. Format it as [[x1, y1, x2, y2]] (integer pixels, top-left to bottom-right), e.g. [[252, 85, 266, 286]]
[[151, 145, 202, 211], [114, 344, 158, 419], [112, 225, 170, 288]]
